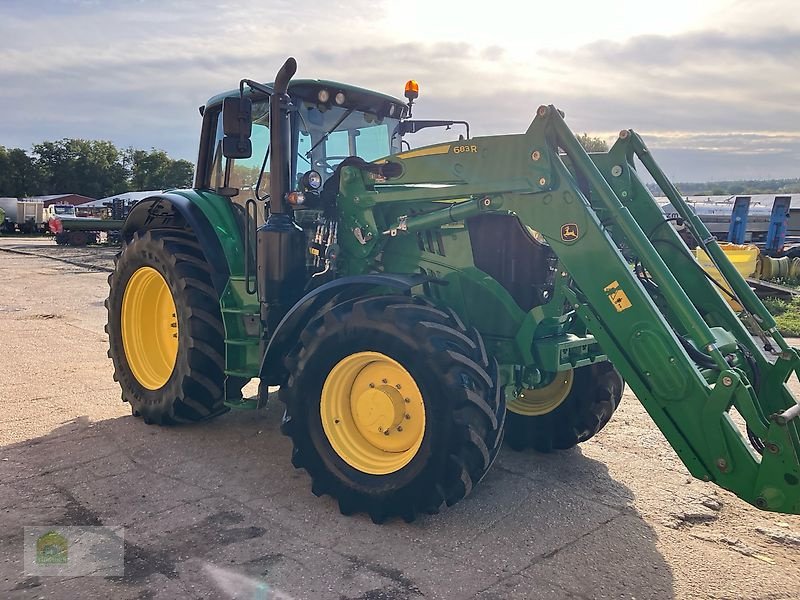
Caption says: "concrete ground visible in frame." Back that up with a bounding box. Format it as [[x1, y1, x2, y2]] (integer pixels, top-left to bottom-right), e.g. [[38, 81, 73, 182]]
[[1, 238, 799, 600]]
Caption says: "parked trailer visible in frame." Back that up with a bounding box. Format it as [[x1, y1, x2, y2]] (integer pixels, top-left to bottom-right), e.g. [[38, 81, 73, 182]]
[[0, 198, 48, 233], [16, 201, 45, 233], [658, 199, 772, 242], [48, 216, 124, 246]]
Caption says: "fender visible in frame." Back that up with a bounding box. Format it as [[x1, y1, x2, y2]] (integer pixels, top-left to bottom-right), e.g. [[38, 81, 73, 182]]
[[122, 191, 246, 296], [259, 273, 433, 385]]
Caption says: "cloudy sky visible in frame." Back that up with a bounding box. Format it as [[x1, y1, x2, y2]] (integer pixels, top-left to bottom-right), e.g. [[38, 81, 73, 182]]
[[1, 0, 798, 182]]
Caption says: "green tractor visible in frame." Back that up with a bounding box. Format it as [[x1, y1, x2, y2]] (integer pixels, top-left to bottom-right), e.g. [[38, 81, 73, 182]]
[[107, 57, 800, 522]]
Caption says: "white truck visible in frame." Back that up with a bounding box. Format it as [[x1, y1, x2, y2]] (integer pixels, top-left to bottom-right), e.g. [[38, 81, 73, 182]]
[[45, 203, 79, 221]]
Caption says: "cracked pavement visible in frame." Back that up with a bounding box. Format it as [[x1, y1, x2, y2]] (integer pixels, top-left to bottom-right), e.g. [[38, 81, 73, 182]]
[[2, 239, 799, 599]]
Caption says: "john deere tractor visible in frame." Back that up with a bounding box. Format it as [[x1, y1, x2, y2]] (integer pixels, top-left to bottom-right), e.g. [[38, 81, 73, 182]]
[[107, 57, 800, 522]]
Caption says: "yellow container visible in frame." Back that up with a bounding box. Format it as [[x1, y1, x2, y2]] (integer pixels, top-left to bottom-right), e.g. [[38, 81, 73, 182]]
[[693, 243, 759, 310]]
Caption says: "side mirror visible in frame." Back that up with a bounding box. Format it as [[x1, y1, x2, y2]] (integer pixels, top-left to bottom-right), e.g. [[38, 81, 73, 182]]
[[222, 96, 253, 159]]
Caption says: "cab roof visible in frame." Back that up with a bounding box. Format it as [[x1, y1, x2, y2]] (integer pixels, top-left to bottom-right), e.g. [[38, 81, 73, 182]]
[[204, 78, 406, 110]]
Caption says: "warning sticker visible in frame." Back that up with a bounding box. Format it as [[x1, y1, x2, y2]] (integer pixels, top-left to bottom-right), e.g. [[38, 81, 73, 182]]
[[604, 281, 633, 312], [608, 289, 633, 312]]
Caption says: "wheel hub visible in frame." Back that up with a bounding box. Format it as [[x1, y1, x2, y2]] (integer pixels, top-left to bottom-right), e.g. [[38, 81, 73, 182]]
[[508, 369, 574, 416], [353, 386, 406, 439], [321, 351, 426, 474], [120, 266, 179, 390]]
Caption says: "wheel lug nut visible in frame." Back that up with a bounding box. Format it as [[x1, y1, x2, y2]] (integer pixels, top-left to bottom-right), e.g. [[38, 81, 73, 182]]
[[382, 379, 388, 384], [397, 426, 403, 432], [404, 398, 410, 403], [383, 430, 390, 436], [395, 384, 401, 389], [369, 383, 375, 388], [378, 426, 383, 432], [404, 414, 410, 419]]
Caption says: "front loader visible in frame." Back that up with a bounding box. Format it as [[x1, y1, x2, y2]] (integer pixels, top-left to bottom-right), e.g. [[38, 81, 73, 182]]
[[106, 57, 800, 522]]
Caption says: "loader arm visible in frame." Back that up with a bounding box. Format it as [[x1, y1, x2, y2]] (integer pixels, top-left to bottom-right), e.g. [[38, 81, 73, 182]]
[[336, 105, 800, 514]]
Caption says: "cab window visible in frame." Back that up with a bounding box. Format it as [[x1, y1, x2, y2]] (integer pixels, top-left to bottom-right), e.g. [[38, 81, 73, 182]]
[[297, 102, 400, 181], [209, 99, 270, 200]]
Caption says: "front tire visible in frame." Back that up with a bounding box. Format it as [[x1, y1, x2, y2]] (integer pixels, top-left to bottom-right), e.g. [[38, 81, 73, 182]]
[[106, 229, 228, 424], [505, 362, 623, 452], [280, 295, 505, 523]]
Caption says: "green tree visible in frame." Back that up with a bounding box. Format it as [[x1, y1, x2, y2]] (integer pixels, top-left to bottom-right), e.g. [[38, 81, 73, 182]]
[[0, 146, 42, 197], [33, 139, 128, 198], [576, 133, 609, 153], [126, 148, 194, 191]]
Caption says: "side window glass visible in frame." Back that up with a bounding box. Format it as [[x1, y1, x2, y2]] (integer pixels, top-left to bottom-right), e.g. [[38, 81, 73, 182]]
[[231, 123, 269, 198], [355, 125, 390, 161], [209, 99, 270, 200], [296, 131, 312, 179], [326, 130, 350, 158]]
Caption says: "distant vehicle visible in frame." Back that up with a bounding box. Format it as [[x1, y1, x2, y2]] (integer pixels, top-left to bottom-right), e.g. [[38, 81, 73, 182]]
[[45, 204, 80, 221], [0, 198, 48, 233]]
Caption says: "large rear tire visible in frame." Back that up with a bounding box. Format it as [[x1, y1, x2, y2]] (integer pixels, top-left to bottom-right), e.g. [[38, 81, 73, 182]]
[[504, 362, 623, 452], [106, 229, 228, 424], [280, 295, 505, 523]]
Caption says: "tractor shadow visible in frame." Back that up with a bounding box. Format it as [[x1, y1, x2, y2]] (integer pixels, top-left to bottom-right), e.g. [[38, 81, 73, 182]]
[[1, 396, 675, 600]]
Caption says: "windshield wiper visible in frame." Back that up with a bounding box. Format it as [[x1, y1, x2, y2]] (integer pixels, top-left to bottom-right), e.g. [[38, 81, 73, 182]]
[[306, 107, 355, 158]]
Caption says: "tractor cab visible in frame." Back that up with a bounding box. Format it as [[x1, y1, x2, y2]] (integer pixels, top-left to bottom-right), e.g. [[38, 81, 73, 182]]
[[197, 79, 407, 205], [198, 77, 470, 206]]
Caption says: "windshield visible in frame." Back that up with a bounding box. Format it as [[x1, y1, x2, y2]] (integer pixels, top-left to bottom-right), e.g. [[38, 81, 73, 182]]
[[54, 206, 74, 215], [294, 102, 401, 184]]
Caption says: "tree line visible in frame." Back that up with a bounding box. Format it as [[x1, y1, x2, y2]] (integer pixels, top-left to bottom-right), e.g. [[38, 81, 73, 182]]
[[0, 139, 194, 200], [647, 178, 800, 197]]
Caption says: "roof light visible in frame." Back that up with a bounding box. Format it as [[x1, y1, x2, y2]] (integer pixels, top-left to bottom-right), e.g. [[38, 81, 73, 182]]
[[334, 91, 346, 105], [317, 89, 330, 103], [404, 80, 419, 101]]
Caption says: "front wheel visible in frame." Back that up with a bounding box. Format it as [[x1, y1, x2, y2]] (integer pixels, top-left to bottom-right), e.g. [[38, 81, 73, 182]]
[[106, 229, 228, 424], [280, 296, 505, 523], [504, 362, 623, 452]]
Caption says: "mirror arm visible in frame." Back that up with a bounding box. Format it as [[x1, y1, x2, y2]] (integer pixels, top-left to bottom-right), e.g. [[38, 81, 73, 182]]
[[241, 79, 275, 97], [397, 119, 471, 139]]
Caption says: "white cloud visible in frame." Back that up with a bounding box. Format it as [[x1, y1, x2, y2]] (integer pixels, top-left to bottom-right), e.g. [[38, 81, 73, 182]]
[[0, 0, 797, 181]]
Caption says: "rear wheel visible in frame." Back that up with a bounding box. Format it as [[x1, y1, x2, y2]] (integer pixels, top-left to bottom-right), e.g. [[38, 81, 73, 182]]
[[106, 229, 228, 424], [505, 362, 623, 452], [280, 295, 505, 522]]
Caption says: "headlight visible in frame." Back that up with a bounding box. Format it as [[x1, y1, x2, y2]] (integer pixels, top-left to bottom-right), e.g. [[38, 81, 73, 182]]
[[302, 170, 323, 190]]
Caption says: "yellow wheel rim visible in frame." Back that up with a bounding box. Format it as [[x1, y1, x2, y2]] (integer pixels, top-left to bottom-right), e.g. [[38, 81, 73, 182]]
[[321, 351, 426, 475], [121, 267, 179, 390], [508, 370, 574, 416]]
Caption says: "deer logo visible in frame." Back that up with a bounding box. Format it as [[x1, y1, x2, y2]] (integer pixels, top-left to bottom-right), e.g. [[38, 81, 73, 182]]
[[561, 223, 579, 242]]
